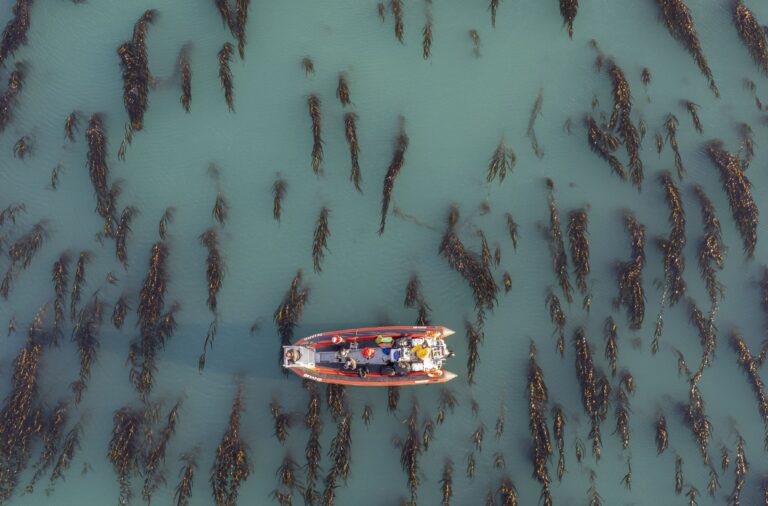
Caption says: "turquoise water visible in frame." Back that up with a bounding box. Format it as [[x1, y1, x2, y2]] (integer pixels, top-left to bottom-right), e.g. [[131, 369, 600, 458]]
[[2, 0, 768, 504]]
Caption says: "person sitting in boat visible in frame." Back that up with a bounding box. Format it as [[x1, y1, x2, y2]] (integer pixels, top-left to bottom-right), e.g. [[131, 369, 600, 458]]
[[285, 348, 301, 365], [410, 342, 430, 361], [343, 356, 357, 371], [357, 365, 369, 378], [376, 335, 393, 348], [335, 347, 350, 362]]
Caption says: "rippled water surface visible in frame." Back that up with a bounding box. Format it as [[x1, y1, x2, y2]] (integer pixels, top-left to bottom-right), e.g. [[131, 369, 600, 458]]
[[2, 0, 768, 505]]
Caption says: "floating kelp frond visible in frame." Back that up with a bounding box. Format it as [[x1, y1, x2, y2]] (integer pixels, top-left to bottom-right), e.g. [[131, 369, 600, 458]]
[[179, 45, 192, 112], [64, 111, 80, 142], [552, 405, 566, 481], [665, 114, 685, 179], [45, 420, 82, 496], [585, 114, 626, 180], [159, 207, 175, 240], [486, 140, 515, 184], [731, 333, 768, 449], [51, 253, 70, 341], [652, 172, 686, 354], [607, 60, 643, 189], [683, 100, 702, 133], [545, 290, 566, 356], [0, 202, 25, 226], [384, 385, 398, 415], [303, 382, 322, 504], [559, 0, 578, 38], [301, 57, 314, 76], [213, 0, 231, 28], [391, 0, 404, 43], [685, 379, 712, 466], [118, 10, 156, 131], [218, 42, 235, 112], [12, 135, 31, 158], [212, 192, 228, 226], [707, 140, 758, 257], [478, 229, 492, 270], [211, 385, 251, 506], [436, 388, 458, 425], [466, 320, 483, 385], [143, 400, 182, 503], [615, 213, 646, 330], [266, 179, 286, 225], [422, 12, 432, 59], [546, 180, 573, 304], [660, 173, 687, 299], [2, 220, 49, 299], [573, 327, 603, 461], [271, 400, 295, 444], [137, 242, 168, 335], [308, 94, 323, 174], [201, 229, 225, 313], [71, 297, 103, 404], [653, 413, 669, 455], [336, 74, 351, 107], [69, 251, 91, 322], [399, 400, 420, 503], [734, 1, 768, 76], [312, 207, 330, 273], [614, 376, 632, 450], [234, 0, 250, 59], [174, 452, 197, 506], [739, 122, 754, 168], [603, 317, 618, 377], [108, 406, 144, 506], [498, 477, 518, 506], [469, 29, 481, 57], [275, 455, 301, 493], [274, 271, 310, 365], [527, 343, 552, 503], [656, 0, 719, 96], [502, 272, 512, 293], [439, 206, 498, 315], [112, 294, 129, 330], [86, 114, 117, 237], [527, 89, 544, 158], [131, 241, 171, 398], [379, 117, 409, 235], [344, 112, 362, 192], [731, 436, 749, 504], [567, 208, 590, 295], [0, 324, 45, 501], [0, 61, 24, 133], [489, 0, 500, 28], [116, 206, 138, 269], [505, 213, 519, 250], [404, 274, 423, 308], [322, 406, 352, 504], [641, 67, 651, 86], [0, 0, 32, 67], [440, 459, 453, 505]]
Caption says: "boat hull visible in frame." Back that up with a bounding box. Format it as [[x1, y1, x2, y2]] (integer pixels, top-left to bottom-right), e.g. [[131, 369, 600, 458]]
[[284, 325, 457, 386]]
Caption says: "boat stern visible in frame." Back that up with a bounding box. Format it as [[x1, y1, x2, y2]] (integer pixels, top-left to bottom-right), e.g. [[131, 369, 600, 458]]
[[282, 346, 316, 369]]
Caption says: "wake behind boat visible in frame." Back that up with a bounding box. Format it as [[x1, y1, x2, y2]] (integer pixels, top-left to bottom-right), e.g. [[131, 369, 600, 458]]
[[282, 325, 457, 386]]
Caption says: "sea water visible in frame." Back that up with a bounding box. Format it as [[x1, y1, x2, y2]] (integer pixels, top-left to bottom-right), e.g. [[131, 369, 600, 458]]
[[1, 0, 767, 504]]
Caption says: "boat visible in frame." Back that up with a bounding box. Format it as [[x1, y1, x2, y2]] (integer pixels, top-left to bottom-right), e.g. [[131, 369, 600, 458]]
[[282, 325, 457, 386]]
